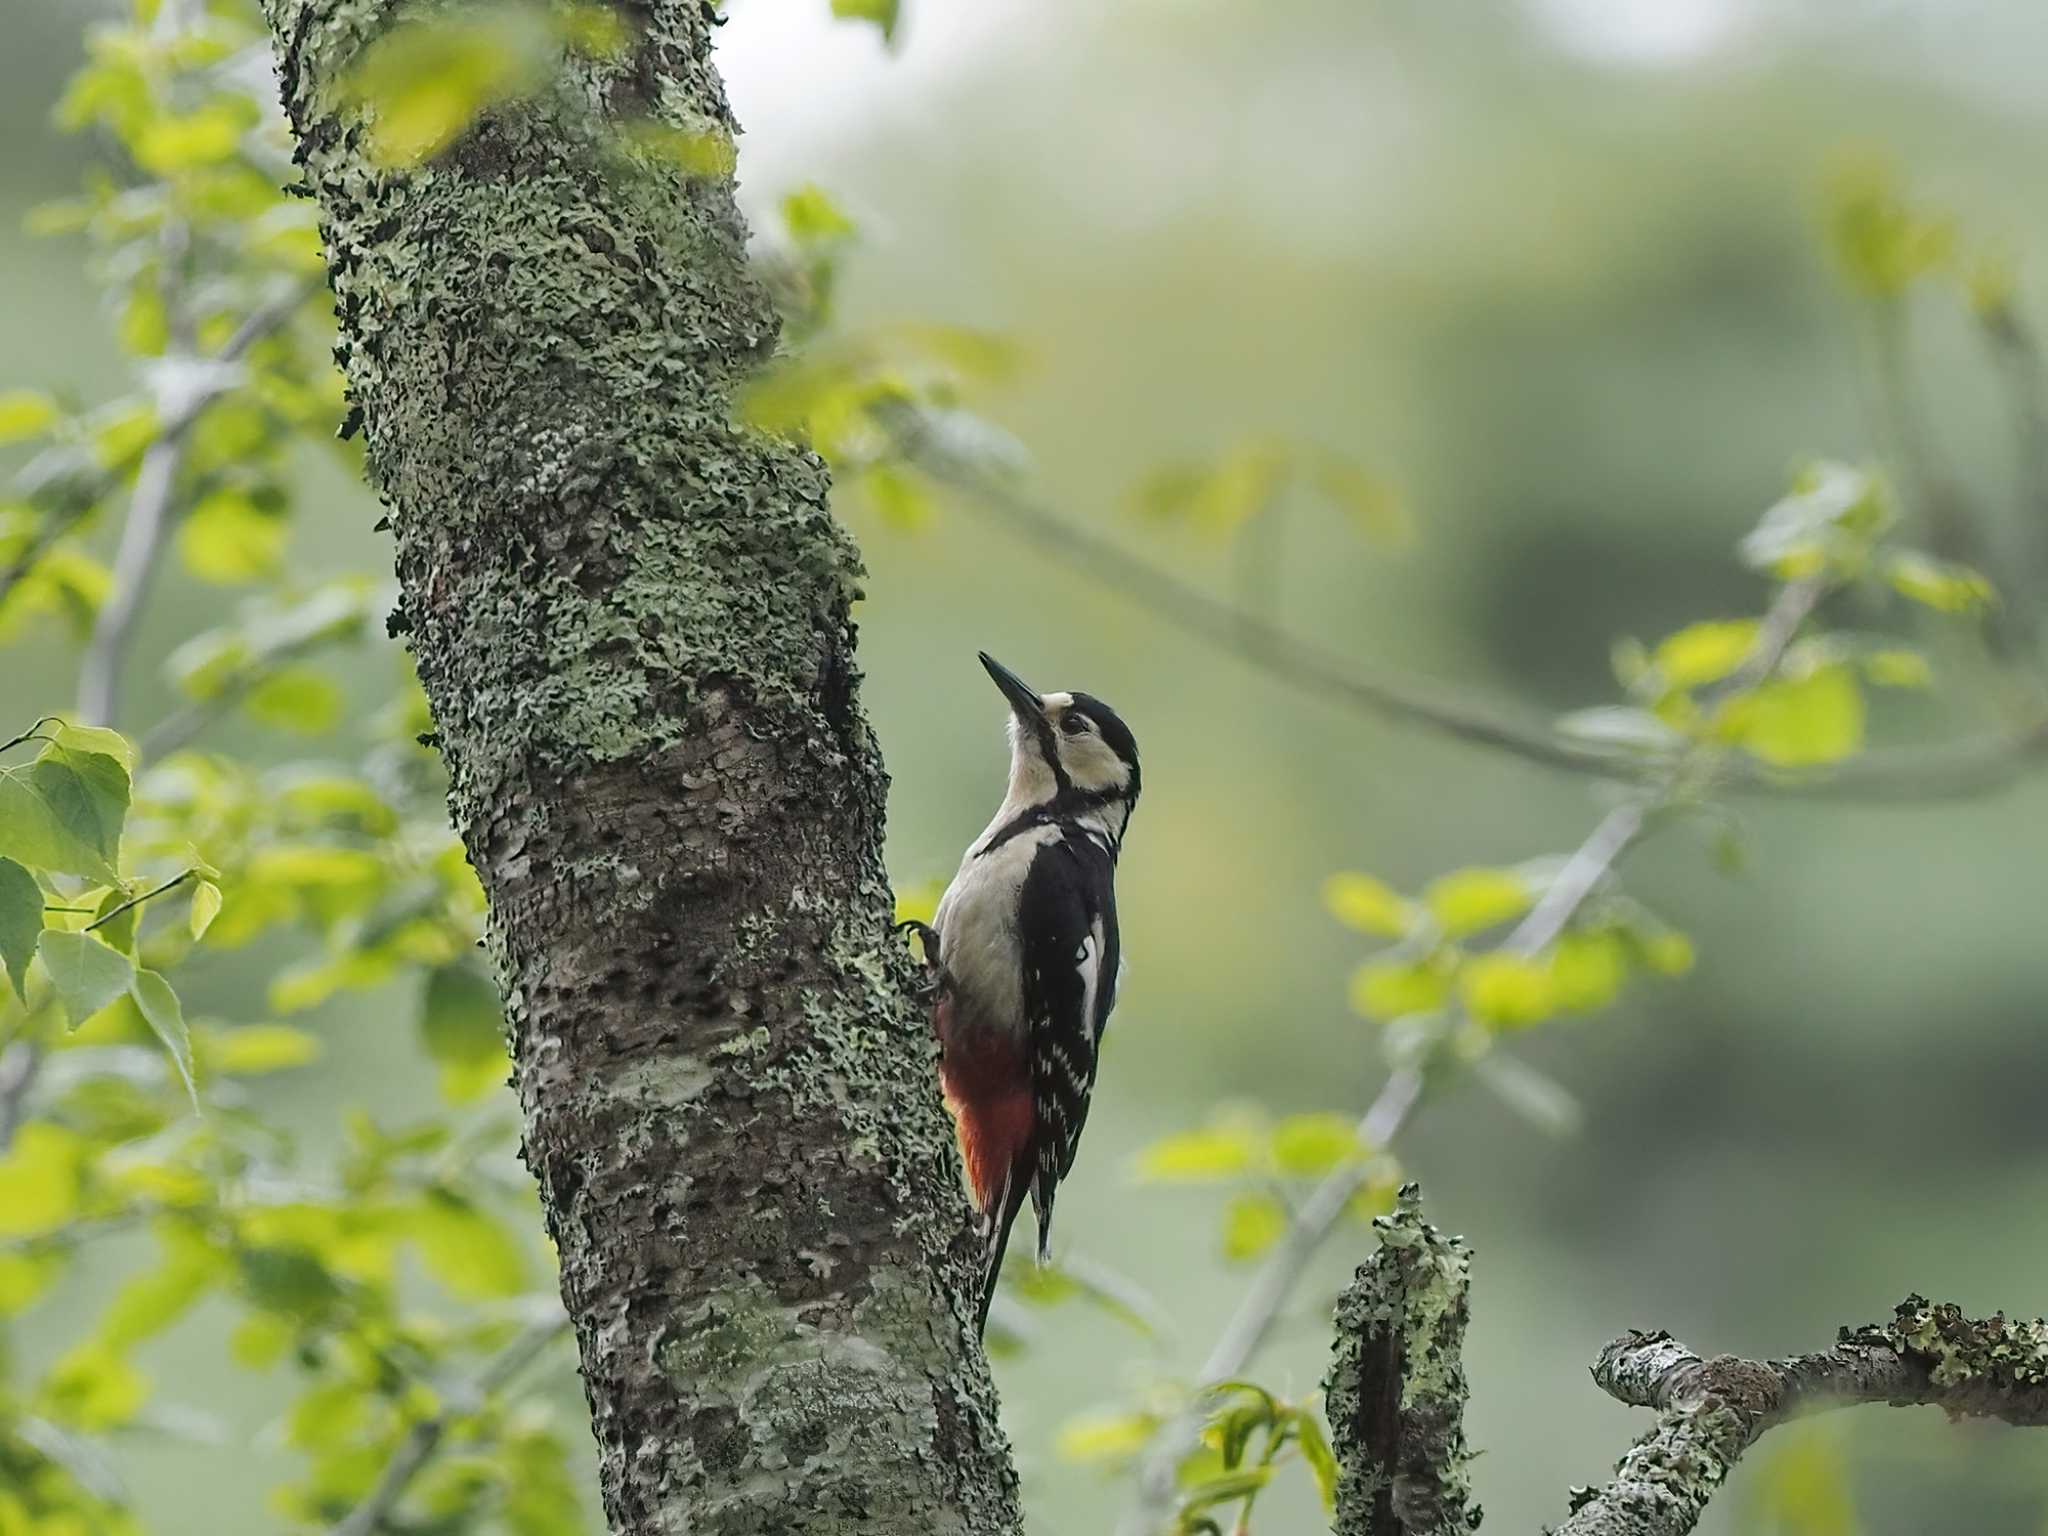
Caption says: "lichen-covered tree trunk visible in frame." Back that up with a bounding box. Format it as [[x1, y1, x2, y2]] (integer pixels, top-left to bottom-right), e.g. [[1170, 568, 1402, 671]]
[[261, 5, 1021, 1532]]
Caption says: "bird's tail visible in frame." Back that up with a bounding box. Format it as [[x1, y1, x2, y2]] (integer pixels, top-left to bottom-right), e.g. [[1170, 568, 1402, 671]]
[[976, 1166, 1031, 1338]]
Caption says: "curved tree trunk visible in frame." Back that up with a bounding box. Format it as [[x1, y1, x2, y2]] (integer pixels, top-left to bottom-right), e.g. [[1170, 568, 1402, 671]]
[[260, 5, 1022, 1532]]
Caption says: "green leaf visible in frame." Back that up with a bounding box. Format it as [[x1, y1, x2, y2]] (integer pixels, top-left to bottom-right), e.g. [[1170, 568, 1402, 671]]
[[0, 760, 123, 883], [0, 389, 59, 443], [1652, 620, 1759, 691], [1292, 1409, 1339, 1514], [0, 857, 41, 1001], [243, 666, 345, 734], [92, 883, 138, 953], [97, 1227, 221, 1351], [26, 743, 130, 880], [342, 15, 551, 167], [830, 0, 901, 41], [1733, 664, 1866, 767], [421, 963, 509, 1105], [783, 183, 856, 244], [210, 1023, 321, 1075], [859, 463, 935, 529], [134, 100, 251, 174], [176, 487, 287, 583], [1134, 1119, 1262, 1182], [1424, 867, 1534, 938], [1320, 872, 1413, 937], [1220, 1191, 1287, 1261], [1268, 1113, 1365, 1177], [0, 1123, 86, 1238], [38, 1344, 147, 1431], [49, 722, 135, 771], [1863, 648, 1933, 689], [1554, 705, 1684, 755], [131, 969, 198, 1110], [189, 878, 222, 940], [1886, 551, 1995, 613], [1054, 1408, 1159, 1467], [1348, 954, 1453, 1021], [1549, 929, 1627, 1013], [37, 929, 135, 1028], [410, 1188, 527, 1300], [1308, 452, 1412, 545], [1457, 951, 1556, 1031], [1179, 1465, 1274, 1513]]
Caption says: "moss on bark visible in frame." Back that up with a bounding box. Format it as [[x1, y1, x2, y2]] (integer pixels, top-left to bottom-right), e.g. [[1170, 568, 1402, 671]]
[[259, 4, 1022, 1530]]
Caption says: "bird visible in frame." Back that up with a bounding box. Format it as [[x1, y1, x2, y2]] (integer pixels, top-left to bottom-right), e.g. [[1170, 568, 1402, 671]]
[[915, 651, 1142, 1337]]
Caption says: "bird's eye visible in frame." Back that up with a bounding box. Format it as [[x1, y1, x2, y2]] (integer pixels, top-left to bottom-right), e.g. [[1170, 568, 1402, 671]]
[[1060, 712, 1090, 736]]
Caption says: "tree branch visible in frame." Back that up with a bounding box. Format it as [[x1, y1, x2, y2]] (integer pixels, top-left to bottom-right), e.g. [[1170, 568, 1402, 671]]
[[896, 410, 2048, 805], [1556, 1297, 2048, 1536], [1324, 1185, 1478, 1536]]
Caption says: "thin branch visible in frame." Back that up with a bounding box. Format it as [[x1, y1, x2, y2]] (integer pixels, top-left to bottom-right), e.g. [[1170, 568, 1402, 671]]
[[76, 432, 186, 726], [84, 869, 194, 933], [0, 1042, 43, 1154], [0, 277, 314, 616], [886, 414, 1643, 783], [1555, 1297, 2048, 1536], [329, 1314, 570, 1536], [894, 407, 2048, 806]]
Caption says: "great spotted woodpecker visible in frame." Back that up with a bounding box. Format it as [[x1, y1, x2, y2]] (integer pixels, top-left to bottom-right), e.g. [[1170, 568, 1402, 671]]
[[920, 652, 1141, 1336]]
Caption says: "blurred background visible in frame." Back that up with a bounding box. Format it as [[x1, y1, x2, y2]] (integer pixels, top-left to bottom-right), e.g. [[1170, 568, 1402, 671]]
[[6, 0, 2048, 1531]]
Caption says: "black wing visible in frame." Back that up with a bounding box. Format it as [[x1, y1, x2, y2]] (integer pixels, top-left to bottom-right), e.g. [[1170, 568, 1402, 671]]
[[1017, 831, 1120, 1262]]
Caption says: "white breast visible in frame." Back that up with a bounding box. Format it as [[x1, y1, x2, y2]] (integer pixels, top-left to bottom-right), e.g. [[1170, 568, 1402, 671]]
[[933, 822, 1060, 1040]]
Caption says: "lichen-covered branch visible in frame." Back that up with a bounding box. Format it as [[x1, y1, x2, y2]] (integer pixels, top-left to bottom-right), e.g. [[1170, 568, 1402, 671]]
[[259, 5, 1021, 1533], [1556, 1296, 2048, 1536], [1323, 1185, 1479, 1536]]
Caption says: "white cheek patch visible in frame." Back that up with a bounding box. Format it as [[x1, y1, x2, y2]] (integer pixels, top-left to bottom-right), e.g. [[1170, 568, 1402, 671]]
[[1060, 736, 1129, 793]]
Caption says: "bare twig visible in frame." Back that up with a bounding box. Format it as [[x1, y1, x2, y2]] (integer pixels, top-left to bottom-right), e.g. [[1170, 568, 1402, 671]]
[[0, 1042, 43, 1153], [1555, 1298, 2048, 1536], [329, 1314, 570, 1536], [2, 277, 315, 618]]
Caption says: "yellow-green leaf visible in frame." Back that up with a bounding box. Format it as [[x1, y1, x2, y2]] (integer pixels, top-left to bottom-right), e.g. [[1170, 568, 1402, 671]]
[[1652, 620, 1759, 691], [131, 968, 198, 1109], [1863, 648, 1933, 689], [1268, 1113, 1365, 1177], [176, 488, 286, 583], [39, 1344, 147, 1430], [410, 1189, 527, 1300], [1458, 951, 1556, 1031], [1055, 1408, 1158, 1467], [209, 1023, 320, 1075], [38, 929, 135, 1029], [1886, 551, 1995, 613], [189, 878, 222, 941], [1736, 664, 1866, 768], [0, 1123, 86, 1239], [1293, 1409, 1340, 1514], [1424, 867, 1533, 938], [134, 101, 249, 174], [1320, 872, 1413, 937], [0, 389, 59, 443], [243, 666, 345, 735], [420, 963, 509, 1105], [1134, 1120, 1261, 1182], [0, 857, 41, 1002], [1220, 1191, 1288, 1261], [1549, 929, 1626, 1013], [1348, 955, 1453, 1021]]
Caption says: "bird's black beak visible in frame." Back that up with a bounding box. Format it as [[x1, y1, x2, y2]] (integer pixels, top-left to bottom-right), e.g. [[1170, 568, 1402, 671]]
[[979, 651, 1044, 721]]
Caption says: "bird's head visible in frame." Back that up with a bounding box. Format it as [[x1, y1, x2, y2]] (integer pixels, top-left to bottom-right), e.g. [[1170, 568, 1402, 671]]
[[980, 651, 1141, 815]]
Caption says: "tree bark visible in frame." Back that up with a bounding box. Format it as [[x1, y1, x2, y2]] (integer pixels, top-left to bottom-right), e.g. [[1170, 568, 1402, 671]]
[[260, 5, 1022, 1532]]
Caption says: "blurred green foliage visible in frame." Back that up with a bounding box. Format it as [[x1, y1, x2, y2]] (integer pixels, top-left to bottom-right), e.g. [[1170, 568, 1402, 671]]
[[3, 0, 2048, 1534]]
